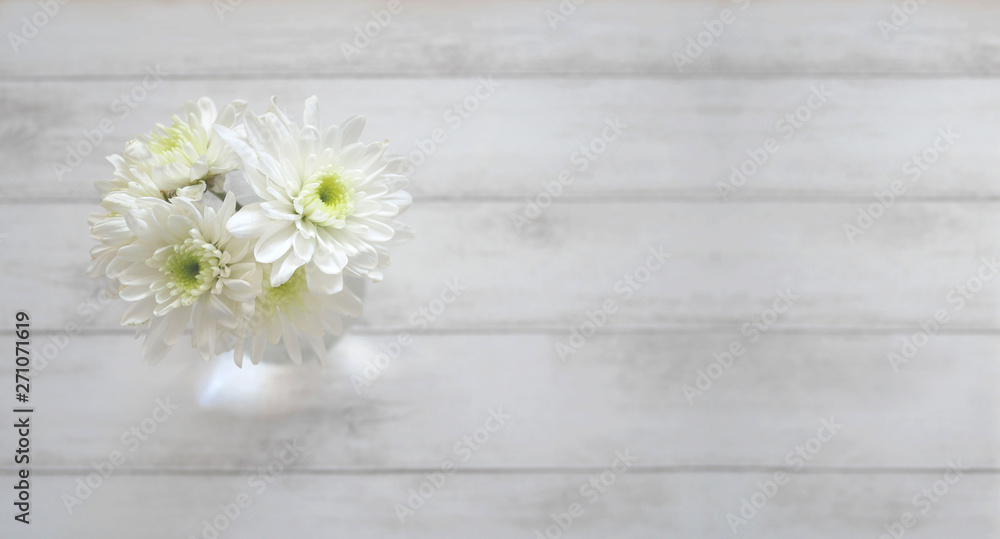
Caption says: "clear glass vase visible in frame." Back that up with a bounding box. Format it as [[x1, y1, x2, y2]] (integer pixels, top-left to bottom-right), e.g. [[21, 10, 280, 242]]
[[197, 275, 368, 414]]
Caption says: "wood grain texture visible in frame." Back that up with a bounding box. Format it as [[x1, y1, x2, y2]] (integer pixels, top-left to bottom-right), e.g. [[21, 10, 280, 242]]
[[1, 0, 999, 77], [3, 202, 1000, 331], [0, 332, 995, 470], [1, 0, 998, 535], [2, 78, 997, 201], [6, 473, 997, 538]]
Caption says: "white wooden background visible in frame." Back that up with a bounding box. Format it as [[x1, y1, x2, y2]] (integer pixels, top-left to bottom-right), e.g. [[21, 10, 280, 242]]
[[1, 0, 999, 537]]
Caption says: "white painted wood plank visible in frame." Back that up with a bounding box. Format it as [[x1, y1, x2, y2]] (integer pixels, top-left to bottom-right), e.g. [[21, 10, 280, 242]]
[[1, 0, 998, 77], [2, 78, 996, 201], [2, 202, 1000, 330], [4, 472, 996, 538], [0, 332, 995, 469], [1, 1, 995, 536]]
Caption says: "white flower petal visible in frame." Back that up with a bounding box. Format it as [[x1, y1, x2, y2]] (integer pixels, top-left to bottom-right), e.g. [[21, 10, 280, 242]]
[[312, 248, 348, 274], [360, 218, 395, 242], [227, 203, 271, 237], [306, 267, 343, 294], [261, 200, 300, 221], [215, 124, 258, 167], [221, 279, 256, 302], [271, 251, 304, 286], [251, 334, 267, 365], [255, 222, 297, 264], [292, 232, 316, 261], [207, 294, 238, 329], [141, 319, 171, 365], [340, 115, 366, 146], [280, 316, 303, 364], [163, 305, 191, 346], [303, 95, 320, 128], [121, 297, 154, 326]]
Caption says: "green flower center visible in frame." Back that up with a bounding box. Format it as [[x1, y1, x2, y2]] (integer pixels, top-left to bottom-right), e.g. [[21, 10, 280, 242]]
[[318, 174, 350, 207], [157, 239, 223, 304], [260, 267, 308, 316], [298, 167, 356, 226], [165, 251, 203, 290], [147, 120, 205, 165], [315, 171, 353, 216]]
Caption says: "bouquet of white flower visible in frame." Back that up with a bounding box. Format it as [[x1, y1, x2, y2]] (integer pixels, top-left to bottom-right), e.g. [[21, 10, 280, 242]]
[[87, 96, 412, 366]]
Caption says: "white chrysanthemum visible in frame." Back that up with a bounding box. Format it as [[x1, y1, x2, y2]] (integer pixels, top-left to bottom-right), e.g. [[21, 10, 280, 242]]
[[230, 267, 363, 366], [216, 96, 413, 294], [88, 140, 206, 279], [109, 193, 262, 364], [137, 97, 247, 183]]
